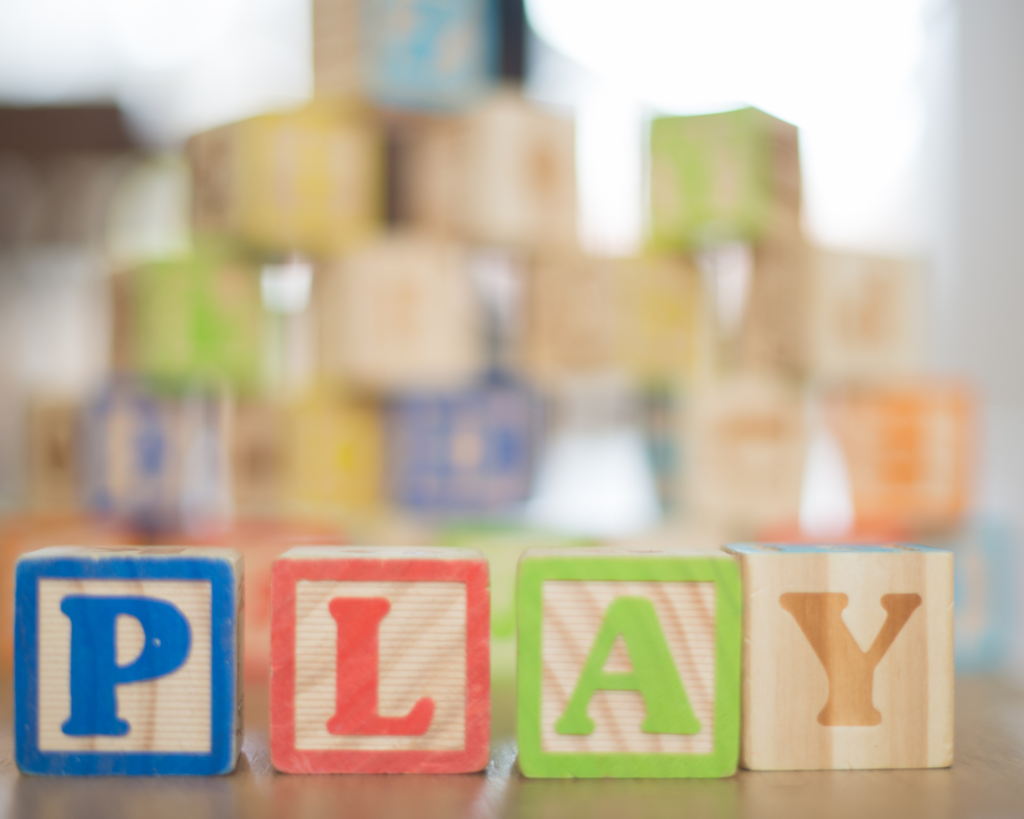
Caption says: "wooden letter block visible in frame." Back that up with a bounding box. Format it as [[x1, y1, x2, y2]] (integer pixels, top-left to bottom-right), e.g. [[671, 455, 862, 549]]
[[723, 543, 954, 770], [387, 377, 538, 515], [649, 106, 800, 250], [321, 234, 483, 390], [516, 547, 741, 778], [270, 546, 490, 773], [825, 383, 973, 532], [313, 0, 495, 112], [14, 546, 243, 775]]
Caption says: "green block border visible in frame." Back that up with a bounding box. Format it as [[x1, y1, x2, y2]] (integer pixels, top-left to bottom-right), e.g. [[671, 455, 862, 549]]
[[517, 553, 741, 778]]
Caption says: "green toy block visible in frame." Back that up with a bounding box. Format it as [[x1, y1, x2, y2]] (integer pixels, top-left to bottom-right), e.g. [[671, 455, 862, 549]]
[[517, 547, 741, 778], [132, 248, 264, 392], [648, 106, 800, 251]]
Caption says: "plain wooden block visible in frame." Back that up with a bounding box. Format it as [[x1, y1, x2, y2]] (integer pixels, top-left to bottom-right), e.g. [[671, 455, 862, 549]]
[[270, 546, 490, 774], [14, 546, 243, 775], [649, 106, 801, 251], [313, 0, 494, 112], [824, 382, 973, 532], [682, 374, 807, 536], [229, 399, 285, 516], [387, 377, 539, 515], [320, 234, 483, 390], [523, 254, 618, 382], [188, 101, 382, 255], [611, 256, 700, 384], [26, 399, 82, 512], [810, 249, 923, 381], [723, 542, 954, 771], [398, 89, 577, 249], [516, 547, 741, 778], [280, 386, 384, 519], [692, 209, 810, 379]]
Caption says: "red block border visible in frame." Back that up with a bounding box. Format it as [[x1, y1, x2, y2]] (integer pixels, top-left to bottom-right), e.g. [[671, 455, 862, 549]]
[[270, 555, 490, 774]]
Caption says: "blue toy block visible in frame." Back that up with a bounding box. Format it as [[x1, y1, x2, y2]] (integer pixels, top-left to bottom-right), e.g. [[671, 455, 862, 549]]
[[15, 546, 243, 775], [939, 518, 1017, 673], [81, 382, 229, 534], [388, 375, 540, 515], [361, 0, 496, 112]]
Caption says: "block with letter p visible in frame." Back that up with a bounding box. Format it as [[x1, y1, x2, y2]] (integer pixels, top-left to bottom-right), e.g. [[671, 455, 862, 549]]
[[517, 548, 741, 778], [723, 543, 954, 770], [270, 547, 490, 773], [15, 546, 243, 775]]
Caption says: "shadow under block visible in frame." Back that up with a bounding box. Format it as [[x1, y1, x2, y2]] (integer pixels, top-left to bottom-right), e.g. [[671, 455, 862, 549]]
[[270, 546, 490, 773], [14, 546, 243, 775], [516, 548, 741, 778], [723, 543, 954, 771]]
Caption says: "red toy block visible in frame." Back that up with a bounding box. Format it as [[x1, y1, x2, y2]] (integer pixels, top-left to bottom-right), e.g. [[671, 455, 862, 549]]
[[270, 546, 490, 774]]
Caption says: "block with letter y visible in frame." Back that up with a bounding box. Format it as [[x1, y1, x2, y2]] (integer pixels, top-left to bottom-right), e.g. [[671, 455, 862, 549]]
[[269, 546, 490, 773], [723, 543, 954, 770], [516, 548, 741, 778], [15, 546, 243, 775]]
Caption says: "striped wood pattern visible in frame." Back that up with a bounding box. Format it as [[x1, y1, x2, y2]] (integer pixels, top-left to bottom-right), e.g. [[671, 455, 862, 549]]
[[293, 580, 467, 751], [540, 580, 716, 754], [727, 545, 954, 770], [37, 578, 212, 753]]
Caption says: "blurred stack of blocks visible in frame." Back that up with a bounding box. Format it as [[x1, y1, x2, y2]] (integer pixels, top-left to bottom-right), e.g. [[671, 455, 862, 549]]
[[0, 0, 1010, 683]]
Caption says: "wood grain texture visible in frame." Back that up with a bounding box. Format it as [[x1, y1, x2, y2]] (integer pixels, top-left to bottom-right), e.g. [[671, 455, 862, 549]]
[[270, 546, 489, 774], [723, 543, 954, 770], [824, 383, 973, 532], [517, 547, 741, 778], [540, 581, 717, 755], [14, 546, 242, 775], [37, 578, 213, 753]]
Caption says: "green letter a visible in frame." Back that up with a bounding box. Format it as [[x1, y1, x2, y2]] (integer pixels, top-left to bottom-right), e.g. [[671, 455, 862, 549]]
[[555, 596, 701, 735]]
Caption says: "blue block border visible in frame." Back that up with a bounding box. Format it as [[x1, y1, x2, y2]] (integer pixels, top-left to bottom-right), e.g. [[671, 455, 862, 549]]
[[15, 553, 238, 776]]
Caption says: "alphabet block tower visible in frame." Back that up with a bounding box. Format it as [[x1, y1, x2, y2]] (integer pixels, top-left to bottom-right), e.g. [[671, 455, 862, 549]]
[[516, 548, 741, 778], [270, 546, 490, 773], [15, 546, 243, 776], [723, 543, 954, 770]]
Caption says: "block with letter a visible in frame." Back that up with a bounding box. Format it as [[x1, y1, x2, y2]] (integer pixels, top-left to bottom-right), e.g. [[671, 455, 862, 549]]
[[723, 543, 954, 770], [516, 548, 741, 778], [269, 546, 490, 773], [14, 546, 243, 776]]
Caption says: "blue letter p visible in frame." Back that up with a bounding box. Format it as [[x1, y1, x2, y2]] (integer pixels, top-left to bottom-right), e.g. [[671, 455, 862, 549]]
[[60, 596, 192, 737]]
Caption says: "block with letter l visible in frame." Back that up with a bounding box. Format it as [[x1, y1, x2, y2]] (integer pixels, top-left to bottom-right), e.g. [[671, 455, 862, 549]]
[[270, 546, 490, 773], [723, 543, 954, 770], [516, 548, 741, 778], [15, 546, 243, 775]]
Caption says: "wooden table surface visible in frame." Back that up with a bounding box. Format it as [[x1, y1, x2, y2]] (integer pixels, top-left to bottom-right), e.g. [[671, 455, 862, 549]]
[[0, 677, 1022, 819]]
